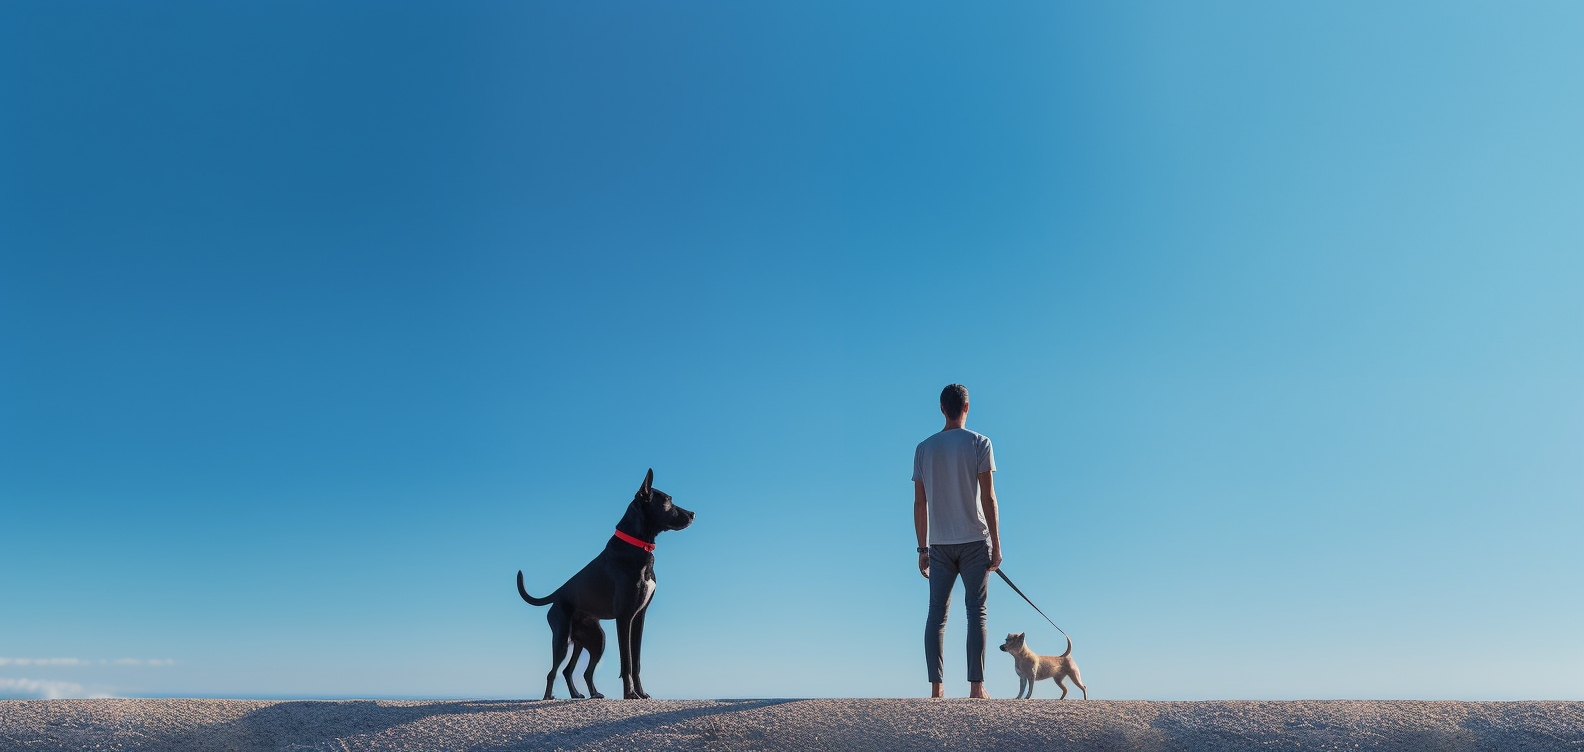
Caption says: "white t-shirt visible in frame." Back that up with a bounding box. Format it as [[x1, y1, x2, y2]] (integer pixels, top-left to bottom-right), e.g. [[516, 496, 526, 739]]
[[912, 428, 997, 545]]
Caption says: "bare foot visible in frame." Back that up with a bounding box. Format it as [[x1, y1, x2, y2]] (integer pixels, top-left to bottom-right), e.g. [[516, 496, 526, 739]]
[[930, 682, 944, 698], [969, 682, 991, 699]]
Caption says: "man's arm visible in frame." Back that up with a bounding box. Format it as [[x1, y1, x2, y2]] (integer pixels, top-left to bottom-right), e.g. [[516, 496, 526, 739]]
[[979, 470, 1001, 571], [914, 480, 929, 579]]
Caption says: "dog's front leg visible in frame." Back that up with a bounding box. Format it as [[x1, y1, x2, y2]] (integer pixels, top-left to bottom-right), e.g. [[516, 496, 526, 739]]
[[616, 615, 641, 699], [1017, 674, 1029, 699], [629, 607, 650, 699]]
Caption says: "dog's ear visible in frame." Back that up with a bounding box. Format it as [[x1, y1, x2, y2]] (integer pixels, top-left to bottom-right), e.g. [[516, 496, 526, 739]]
[[637, 468, 654, 498]]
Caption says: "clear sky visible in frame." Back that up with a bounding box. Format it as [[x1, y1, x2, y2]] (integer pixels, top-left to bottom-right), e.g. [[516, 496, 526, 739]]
[[2, 1, 1580, 701]]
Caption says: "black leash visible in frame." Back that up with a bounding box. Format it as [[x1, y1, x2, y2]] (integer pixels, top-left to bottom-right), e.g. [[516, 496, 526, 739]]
[[995, 568, 1069, 639]]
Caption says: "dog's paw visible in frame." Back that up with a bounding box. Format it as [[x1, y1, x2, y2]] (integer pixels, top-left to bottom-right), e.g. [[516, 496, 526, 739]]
[[589, 691, 605, 699], [541, 693, 555, 701], [570, 691, 585, 699]]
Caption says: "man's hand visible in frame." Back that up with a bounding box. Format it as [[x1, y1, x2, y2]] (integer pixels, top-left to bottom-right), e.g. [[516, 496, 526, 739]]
[[988, 546, 1002, 572], [919, 552, 930, 579]]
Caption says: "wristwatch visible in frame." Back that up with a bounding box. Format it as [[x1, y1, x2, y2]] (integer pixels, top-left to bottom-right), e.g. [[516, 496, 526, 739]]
[[916, 546, 929, 554]]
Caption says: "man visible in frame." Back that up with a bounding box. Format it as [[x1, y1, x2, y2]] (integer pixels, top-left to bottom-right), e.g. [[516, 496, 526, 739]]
[[913, 383, 1002, 699]]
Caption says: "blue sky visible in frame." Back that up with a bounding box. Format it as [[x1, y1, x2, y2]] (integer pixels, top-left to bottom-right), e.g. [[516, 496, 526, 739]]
[[1, 1, 1579, 701]]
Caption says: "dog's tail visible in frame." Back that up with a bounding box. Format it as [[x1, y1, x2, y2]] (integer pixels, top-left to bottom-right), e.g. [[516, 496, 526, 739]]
[[1060, 633, 1073, 658], [516, 570, 555, 606]]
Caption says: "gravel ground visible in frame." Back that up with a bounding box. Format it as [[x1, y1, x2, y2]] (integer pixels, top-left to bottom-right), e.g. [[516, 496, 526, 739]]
[[1, 698, 1581, 752]]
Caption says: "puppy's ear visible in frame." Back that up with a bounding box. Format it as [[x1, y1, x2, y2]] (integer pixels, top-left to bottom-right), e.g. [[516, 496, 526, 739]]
[[638, 468, 654, 498]]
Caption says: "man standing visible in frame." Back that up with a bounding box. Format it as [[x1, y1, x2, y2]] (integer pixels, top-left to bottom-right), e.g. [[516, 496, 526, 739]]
[[913, 383, 1001, 699]]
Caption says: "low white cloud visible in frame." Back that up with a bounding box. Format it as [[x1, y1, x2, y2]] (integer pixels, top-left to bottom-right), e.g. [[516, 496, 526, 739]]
[[0, 657, 174, 667], [0, 658, 89, 667], [0, 659, 170, 699], [0, 677, 109, 699], [105, 658, 175, 667]]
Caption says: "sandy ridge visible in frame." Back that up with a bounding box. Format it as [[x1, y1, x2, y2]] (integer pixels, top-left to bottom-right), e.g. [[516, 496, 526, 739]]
[[1, 698, 1581, 751]]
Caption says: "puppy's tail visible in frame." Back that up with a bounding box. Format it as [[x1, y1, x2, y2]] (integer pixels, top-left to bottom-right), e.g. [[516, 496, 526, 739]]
[[1060, 634, 1073, 658], [516, 570, 555, 606]]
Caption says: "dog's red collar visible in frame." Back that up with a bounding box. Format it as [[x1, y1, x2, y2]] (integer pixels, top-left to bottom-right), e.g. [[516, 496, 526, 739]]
[[613, 529, 655, 553]]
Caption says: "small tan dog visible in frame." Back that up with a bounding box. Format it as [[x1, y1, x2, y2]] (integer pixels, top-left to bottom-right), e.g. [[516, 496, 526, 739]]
[[998, 632, 1087, 699]]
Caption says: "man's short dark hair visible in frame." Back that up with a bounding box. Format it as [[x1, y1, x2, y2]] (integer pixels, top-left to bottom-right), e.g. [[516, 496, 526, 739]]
[[940, 384, 969, 418]]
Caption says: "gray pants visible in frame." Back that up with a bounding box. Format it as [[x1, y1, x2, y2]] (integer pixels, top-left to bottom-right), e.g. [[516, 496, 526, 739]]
[[925, 540, 991, 683]]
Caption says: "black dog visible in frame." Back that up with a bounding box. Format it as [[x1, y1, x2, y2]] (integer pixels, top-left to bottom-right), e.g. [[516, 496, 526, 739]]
[[516, 469, 694, 700]]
